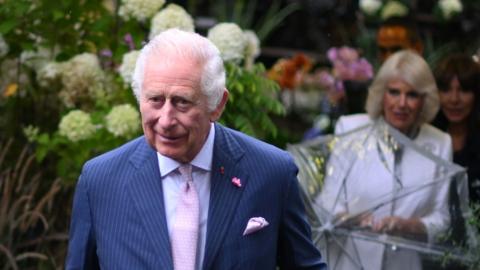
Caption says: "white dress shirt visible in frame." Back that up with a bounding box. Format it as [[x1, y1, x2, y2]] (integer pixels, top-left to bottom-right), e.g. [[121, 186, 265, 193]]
[[157, 123, 214, 270]]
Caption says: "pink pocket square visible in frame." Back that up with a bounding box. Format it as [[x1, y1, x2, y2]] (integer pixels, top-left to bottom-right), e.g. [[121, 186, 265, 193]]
[[242, 217, 269, 236]]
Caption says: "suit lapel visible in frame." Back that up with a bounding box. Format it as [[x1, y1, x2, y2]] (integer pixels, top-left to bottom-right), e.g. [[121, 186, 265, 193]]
[[202, 124, 248, 270], [126, 138, 173, 270]]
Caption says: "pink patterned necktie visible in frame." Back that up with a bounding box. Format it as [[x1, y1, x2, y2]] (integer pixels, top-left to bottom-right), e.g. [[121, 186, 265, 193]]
[[171, 164, 199, 270]]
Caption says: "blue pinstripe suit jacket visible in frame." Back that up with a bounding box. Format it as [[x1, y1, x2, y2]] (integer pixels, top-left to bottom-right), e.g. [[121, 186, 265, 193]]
[[66, 124, 326, 270]]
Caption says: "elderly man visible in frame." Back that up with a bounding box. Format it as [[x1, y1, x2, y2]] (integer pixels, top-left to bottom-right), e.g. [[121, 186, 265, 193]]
[[65, 29, 326, 270]]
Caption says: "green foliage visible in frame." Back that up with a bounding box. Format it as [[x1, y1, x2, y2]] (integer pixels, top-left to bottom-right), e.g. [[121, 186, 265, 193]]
[[221, 62, 285, 139]]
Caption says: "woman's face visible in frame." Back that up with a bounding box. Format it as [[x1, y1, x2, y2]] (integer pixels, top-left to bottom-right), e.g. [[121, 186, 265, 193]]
[[439, 76, 475, 125], [383, 78, 424, 133]]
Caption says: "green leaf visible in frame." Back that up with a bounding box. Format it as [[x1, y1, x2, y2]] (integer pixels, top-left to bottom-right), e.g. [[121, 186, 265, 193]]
[[0, 20, 18, 34]]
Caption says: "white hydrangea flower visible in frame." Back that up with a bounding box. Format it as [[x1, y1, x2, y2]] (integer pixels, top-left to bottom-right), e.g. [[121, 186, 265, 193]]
[[360, 0, 382, 15], [58, 110, 96, 142], [439, 0, 463, 20], [381, 1, 409, 20], [244, 30, 260, 60], [37, 61, 64, 88], [0, 34, 8, 58], [149, 4, 194, 39], [119, 0, 165, 21], [208, 23, 247, 63], [20, 47, 53, 71], [59, 53, 106, 107], [118, 50, 140, 86], [243, 30, 260, 70], [105, 104, 140, 137]]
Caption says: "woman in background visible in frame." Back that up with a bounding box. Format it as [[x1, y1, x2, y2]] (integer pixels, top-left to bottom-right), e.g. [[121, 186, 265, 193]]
[[318, 50, 452, 270], [433, 53, 480, 204]]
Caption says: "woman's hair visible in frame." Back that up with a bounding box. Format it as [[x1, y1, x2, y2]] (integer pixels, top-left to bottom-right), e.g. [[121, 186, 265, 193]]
[[433, 53, 480, 131], [365, 49, 439, 126], [132, 28, 226, 112]]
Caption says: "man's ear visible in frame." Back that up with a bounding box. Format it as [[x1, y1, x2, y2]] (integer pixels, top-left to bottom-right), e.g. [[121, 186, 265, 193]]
[[210, 89, 229, 122]]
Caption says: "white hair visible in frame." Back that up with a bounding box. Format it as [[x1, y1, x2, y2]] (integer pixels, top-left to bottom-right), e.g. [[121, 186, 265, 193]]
[[365, 49, 439, 126], [131, 28, 226, 111]]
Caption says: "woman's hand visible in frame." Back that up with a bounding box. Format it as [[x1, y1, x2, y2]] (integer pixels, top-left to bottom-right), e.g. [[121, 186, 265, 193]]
[[372, 216, 427, 241], [334, 212, 374, 229]]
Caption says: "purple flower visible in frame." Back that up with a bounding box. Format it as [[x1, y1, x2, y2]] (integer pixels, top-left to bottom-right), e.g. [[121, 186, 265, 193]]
[[318, 70, 335, 88], [124, 33, 135, 50], [327, 47, 338, 62], [337, 46, 359, 63], [100, 49, 113, 58], [327, 46, 373, 82]]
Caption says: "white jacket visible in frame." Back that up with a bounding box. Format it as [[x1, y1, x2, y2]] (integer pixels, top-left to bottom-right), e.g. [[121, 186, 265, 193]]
[[318, 114, 453, 270]]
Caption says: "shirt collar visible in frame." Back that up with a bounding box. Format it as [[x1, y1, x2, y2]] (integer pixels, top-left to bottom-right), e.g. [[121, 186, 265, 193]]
[[157, 123, 215, 177]]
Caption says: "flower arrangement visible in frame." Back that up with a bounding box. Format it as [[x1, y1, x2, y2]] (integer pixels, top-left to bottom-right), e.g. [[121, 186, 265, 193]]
[[359, 0, 463, 21], [317, 46, 373, 93], [267, 53, 313, 90], [268, 48, 372, 108], [269, 47, 373, 138]]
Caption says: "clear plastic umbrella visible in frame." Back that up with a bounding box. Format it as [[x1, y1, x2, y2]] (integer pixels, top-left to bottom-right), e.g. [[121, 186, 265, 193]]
[[287, 119, 479, 270]]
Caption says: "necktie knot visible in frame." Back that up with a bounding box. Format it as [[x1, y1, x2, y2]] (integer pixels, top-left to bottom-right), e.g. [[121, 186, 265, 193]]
[[179, 164, 193, 182]]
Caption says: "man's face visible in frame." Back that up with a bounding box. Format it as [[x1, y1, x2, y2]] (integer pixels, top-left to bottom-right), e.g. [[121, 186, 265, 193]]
[[377, 25, 414, 62], [383, 78, 424, 134], [139, 53, 227, 163]]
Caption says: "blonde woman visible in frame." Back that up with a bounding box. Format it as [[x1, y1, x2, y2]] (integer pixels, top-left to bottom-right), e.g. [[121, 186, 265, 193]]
[[318, 50, 453, 270]]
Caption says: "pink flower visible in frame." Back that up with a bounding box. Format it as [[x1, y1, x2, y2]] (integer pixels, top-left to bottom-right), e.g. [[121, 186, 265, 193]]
[[317, 70, 335, 88], [337, 46, 359, 63], [327, 47, 338, 62], [328, 46, 373, 82]]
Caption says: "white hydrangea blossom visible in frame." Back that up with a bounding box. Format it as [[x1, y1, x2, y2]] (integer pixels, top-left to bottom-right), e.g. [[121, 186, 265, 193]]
[[244, 30, 260, 60], [360, 0, 382, 15], [105, 104, 141, 137], [149, 4, 194, 39], [381, 1, 408, 20], [243, 30, 260, 66], [0, 34, 8, 58], [439, 0, 463, 20], [208, 23, 247, 63], [37, 61, 64, 88], [119, 0, 165, 21], [118, 50, 140, 86], [59, 53, 106, 107], [20, 47, 53, 71], [58, 110, 96, 142]]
